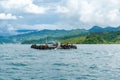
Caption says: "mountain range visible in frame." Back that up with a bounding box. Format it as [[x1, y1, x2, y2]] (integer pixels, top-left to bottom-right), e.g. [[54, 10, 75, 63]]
[[0, 29, 89, 44], [1, 26, 120, 44], [89, 26, 120, 32]]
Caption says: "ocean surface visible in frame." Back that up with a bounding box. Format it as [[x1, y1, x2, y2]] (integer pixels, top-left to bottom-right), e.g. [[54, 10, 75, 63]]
[[0, 44, 120, 80]]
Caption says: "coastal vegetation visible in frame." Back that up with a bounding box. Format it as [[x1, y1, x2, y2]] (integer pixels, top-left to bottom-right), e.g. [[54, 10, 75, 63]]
[[21, 30, 120, 44], [61, 36, 86, 44], [61, 31, 120, 44]]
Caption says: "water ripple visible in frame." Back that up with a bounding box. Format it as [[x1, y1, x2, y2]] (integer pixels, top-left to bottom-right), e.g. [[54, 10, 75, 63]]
[[53, 63, 70, 66], [0, 44, 120, 80], [9, 62, 28, 67]]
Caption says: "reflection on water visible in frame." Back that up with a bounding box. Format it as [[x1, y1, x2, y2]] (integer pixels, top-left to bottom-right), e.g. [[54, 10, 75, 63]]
[[0, 44, 120, 80]]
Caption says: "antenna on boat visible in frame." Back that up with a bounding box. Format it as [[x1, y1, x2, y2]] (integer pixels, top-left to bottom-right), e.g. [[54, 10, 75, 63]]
[[46, 36, 48, 44], [45, 36, 49, 47]]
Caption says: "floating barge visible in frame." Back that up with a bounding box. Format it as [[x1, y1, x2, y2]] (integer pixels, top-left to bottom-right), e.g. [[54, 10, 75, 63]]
[[31, 43, 77, 50]]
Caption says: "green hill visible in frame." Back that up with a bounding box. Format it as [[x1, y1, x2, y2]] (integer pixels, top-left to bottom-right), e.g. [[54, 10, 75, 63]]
[[61, 31, 120, 44], [2, 28, 120, 44], [61, 36, 86, 44], [1, 29, 89, 44]]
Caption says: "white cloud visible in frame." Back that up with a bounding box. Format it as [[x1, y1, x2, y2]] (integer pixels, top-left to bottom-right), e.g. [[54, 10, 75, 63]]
[[12, 23, 74, 30], [0, 0, 120, 30], [0, 24, 18, 36], [25, 4, 48, 14], [0, 0, 48, 14], [56, 6, 69, 13], [18, 16, 24, 19], [0, 13, 23, 20], [0, 0, 31, 9], [61, 0, 120, 28], [0, 13, 17, 20]]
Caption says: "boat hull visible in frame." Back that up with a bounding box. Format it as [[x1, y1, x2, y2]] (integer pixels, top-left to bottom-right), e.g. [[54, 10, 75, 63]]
[[31, 44, 77, 50]]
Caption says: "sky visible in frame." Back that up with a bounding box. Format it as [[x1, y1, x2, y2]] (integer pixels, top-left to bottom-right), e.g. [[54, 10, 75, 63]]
[[0, 0, 120, 33]]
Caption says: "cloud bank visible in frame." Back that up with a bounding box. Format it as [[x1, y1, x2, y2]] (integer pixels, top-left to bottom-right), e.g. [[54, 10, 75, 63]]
[[60, 0, 120, 28], [0, 0, 48, 14], [0, 13, 17, 20], [0, 0, 120, 31]]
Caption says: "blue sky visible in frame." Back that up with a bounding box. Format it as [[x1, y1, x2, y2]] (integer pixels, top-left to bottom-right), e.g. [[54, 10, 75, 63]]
[[0, 0, 120, 33]]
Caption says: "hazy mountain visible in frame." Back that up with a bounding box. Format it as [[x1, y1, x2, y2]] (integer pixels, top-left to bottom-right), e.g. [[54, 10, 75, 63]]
[[1, 29, 89, 43], [1, 26, 120, 44], [1, 26, 120, 36], [89, 26, 120, 33], [15, 29, 38, 34]]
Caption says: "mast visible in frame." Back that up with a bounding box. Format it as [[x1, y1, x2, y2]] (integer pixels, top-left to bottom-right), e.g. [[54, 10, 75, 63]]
[[45, 36, 48, 47], [46, 36, 48, 44], [46, 37, 48, 44]]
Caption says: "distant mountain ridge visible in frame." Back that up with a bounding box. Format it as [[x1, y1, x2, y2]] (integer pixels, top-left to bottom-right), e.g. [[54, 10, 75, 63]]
[[16, 29, 38, 33], [1, 26, 120, 36], [89, 26, 120, 33], [0, 29, 89, 43], [0, 29, 38, 36], [1, 26, 120, 44]]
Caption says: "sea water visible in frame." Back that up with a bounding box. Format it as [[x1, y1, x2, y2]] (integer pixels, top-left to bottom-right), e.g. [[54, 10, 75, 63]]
[[0, 44, 120, 80]]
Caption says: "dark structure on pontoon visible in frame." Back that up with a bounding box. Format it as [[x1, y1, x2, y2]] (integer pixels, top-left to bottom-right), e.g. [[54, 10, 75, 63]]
[[31, 43, 77, 50]]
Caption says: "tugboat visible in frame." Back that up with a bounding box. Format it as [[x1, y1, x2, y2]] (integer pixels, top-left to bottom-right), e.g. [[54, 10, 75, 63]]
[[31, 42, 77, 50], [31, 37, 77, 50]]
